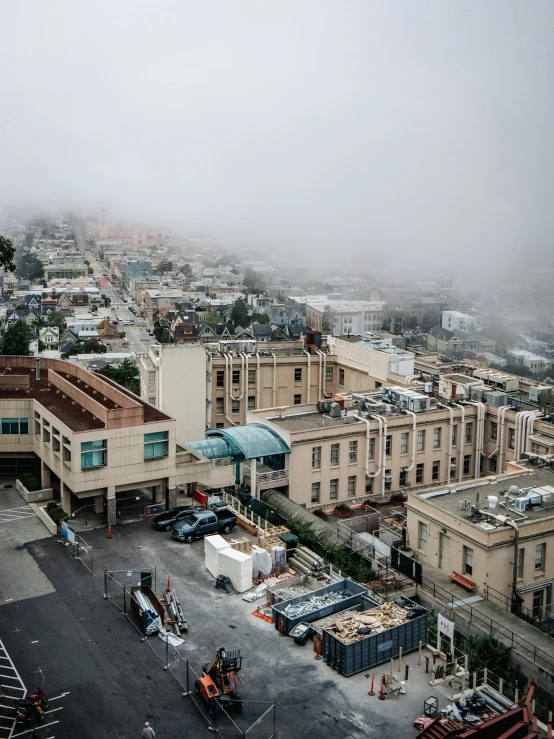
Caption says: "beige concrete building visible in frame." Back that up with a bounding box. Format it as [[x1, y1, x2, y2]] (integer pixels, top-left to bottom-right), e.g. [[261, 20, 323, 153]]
[[0, 356, 232, 524], [405, 469, 554, 617]]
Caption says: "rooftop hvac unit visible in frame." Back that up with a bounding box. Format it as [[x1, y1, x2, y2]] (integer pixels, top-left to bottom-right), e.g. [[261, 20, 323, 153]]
[[526, 491, 543, 507], [529, 385, 552, 404], [485, 391, 508, 407], [319, 400, 332, 413], [458, 499, 470, 510], [513, 497, 528, 513], [328, 402, 342, 418]]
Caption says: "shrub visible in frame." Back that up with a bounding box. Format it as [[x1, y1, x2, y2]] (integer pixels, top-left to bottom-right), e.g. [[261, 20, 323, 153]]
[[390, 492, 407, 504], [46, 501, 58, 512], [334, 502, 352, 513], [48, 507, 68, 524], [19, 474, 40, 491], [313, 507, 326, 519]]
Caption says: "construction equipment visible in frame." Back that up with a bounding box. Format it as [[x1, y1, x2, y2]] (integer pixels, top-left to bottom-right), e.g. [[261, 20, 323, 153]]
[[195, 647, 243, 715]]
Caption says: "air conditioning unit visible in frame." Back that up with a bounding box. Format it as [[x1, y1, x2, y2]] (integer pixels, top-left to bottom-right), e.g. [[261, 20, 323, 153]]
[[513, 497, 528, 513], [458, 499, 470, 510], [450, 464, 457, 473], [385, 475, 393, 484]]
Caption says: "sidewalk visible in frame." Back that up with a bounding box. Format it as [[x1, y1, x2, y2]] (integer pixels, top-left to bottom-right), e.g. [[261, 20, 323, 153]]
[[416, 562, 554, 682]]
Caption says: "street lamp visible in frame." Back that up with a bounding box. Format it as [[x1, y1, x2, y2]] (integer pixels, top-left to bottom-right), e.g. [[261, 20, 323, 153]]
[[71, 503, 93, 527]]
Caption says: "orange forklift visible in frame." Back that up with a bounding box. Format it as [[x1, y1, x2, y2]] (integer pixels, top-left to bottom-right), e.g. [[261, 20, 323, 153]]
[[195, 647, 243, 715]]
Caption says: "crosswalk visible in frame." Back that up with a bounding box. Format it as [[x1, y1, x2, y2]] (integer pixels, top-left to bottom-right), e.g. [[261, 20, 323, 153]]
[[0, 508, 35, 526]]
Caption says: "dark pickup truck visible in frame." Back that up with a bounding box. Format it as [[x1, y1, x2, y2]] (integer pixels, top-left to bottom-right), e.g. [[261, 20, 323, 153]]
[[172, 509, 237, 543]]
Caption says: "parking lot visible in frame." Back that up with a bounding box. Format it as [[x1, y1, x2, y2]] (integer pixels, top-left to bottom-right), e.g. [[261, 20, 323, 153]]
[[0, 511, 451, 738]]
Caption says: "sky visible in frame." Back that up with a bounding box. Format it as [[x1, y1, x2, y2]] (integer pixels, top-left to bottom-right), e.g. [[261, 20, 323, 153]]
[[1, 1, 554, 271]]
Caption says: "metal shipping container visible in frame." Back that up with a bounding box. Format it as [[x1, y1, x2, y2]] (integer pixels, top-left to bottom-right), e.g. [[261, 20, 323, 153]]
[[321, 596, 428, 677], [272, 579, 369, 636]]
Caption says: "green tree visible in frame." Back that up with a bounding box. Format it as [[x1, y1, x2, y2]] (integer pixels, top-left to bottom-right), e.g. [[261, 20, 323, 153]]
[[0, 235, 16, 272], [16, 254, 44, 281], [230, 298, 249, 326], [202, 312, 220, 328], [62, 339, 106, 357], [321, 305, 334, 333], [1, 322, 32, 355], [156, 259, 173, 274], [97, 359, 140, 395], [255, 312, 270, 324], [243, 268, 265, 293], [41, 228, 48, 237], [179, 263, 194, 281], [48, 312, 66, 330], [24, 232, 34, 247], [153, 326, 172, 343]]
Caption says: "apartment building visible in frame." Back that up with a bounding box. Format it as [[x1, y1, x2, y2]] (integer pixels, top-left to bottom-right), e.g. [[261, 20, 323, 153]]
[[299, 297, 385, 334], [0, 356, 232, 523], [441, 310, 478, 333], [44, 263, 88, 280], [405, 469, 554, 617]]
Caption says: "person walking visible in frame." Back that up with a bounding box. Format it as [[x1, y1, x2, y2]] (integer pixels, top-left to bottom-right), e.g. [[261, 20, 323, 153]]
[[142, 721, 155, 739]]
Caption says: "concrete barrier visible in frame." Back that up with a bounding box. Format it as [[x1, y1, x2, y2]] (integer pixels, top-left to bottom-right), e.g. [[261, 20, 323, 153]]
[[29, 503, 58, 535], [15, 479, 54, 504]]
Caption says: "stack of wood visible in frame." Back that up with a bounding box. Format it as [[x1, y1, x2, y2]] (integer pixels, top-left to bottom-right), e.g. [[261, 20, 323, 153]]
[[326, 602, 409, 644], [230, 536, 251, 553], [257, 526, 290, 552]]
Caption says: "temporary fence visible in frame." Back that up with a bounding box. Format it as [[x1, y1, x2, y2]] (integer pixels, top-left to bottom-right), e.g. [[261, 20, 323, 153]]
[[57, 523, 94, 575], [102, 569, 276, 738], [143, 503, 166, 520]]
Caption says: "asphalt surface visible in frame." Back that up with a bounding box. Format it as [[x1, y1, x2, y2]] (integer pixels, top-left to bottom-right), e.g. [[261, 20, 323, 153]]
[[0, 515, 444, 739]]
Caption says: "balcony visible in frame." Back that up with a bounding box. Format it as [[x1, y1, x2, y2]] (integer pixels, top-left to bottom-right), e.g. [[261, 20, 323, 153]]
[[244, 462, 288, 488]]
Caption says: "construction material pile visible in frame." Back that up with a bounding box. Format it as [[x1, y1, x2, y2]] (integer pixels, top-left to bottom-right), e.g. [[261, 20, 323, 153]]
[[289, 546, 326, 580], [161, 588, 188, 635], [326, 601, 423, 644], [281, 590, 350, 620]]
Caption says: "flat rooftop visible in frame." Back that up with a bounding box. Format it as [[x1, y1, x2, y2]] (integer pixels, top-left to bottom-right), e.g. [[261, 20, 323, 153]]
[[268, 410, 364, 433], [413, 468, 554, 524]]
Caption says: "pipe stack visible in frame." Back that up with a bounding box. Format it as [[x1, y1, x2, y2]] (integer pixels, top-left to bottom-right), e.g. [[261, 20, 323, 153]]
[[289, 546, 326, 579]]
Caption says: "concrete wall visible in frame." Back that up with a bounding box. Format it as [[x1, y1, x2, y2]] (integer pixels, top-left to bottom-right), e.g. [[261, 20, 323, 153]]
[[157, 344, 207, 443], [15, 478, 53, 503]]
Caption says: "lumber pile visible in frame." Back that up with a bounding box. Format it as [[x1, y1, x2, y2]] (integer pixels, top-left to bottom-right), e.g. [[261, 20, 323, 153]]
[[230, 536, 251, 553], [257, 526, 290, 552], [327, 602, 409, 644]]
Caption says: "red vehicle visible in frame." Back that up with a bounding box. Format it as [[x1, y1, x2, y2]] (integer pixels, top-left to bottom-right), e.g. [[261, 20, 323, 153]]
[[17, 688, 49, 710]]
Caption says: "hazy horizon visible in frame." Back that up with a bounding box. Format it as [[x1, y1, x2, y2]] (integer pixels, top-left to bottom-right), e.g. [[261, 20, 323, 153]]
[[2, 1, 554, 271]]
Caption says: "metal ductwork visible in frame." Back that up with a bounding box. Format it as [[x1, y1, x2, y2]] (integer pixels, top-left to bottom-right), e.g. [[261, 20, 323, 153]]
[[260, 489, 341, 549]]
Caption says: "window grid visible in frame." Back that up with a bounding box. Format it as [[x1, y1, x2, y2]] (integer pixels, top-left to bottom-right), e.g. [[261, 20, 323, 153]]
[[312, 446, 321, 468], [330, 443, 339, 466]]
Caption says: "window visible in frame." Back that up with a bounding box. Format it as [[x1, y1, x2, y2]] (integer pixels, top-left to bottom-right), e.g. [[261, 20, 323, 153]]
[[385, 435, 392, 456], [417, 430, 425, 452], [433, 427, 441, 449], [400, 432, 408, 455], [231, 399, 240, 414], [418, 522, 428, 550], [1, 418, 29, 435], [348, 475, 356, 497], [148, 397, 156, 405], [325, 366, 333, 382], [248, 369, 256, 384], [339, 368, 345, 386], [533, 590, 544, 617], [465, 423, 472, 443], [463, 455, 471, 475], [452, 425, 457, 445], [416, 463, 424, 484], [293, 394, 302, 405], [216, 371, 224, 388], [294, 368, 302, 382], [349, 440, 358, 462], [312, 446, 321, 468], [330, 479, 338, 500], [384, 469, 392, 491], [535, 543, 545, 572], [368, 438, 375, 460], [491, 421, 498, 441], [311, 482, 320, 504], [399, 469, 407, 487], [81, 439, 107, 468], [148, 371, 156, 389], [216, 422, 224, 428], [144, 431, 168, 459], [464, 546, 473, 576], [248, 396, 255, 411], [509, 428, 515, 449], [232, 370, 240, 385], [365, 477, 373, 493], [516, 548, 524, 579], [216, 398, 224, 414], [489, 455, 497, 473], [330, 443, 339, 466], [432, 461, 440, 481], [451, 457, 457, 475]]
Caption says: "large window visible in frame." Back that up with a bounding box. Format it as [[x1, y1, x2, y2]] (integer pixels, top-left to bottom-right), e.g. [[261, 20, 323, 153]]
[[418, 522, 428, 550], [491, 421, 498, 441], [81, 439, 107, 468], [294, 368, 302, 382], [399, 469, 407, 487], [339, 368, 345, 386], [231, 399, 240, 414], [311, 482, 320, 503], [465, 423, 473, 443], [216, 371, 224, 388], [347, 476, 357, 497], [432, 461, 440, 481], [144, 431, 168, 460], [1, 418, 29, 435], [509, 428, 515, 449], [400, 432, 408, 455], [516, 548, 524, 579], [216, 398, 224, 414], [452, 425, 457, 445], [349, 440, 357, 463], [368, 438, 375, 460], [535, 543, 546, 572], [489, 455, 497, 473], [293, 394, 302, 405], [416, 463, 424, 484], [330, 443, 339, 466], [325, 366, 333, 382], [464, 546, 473, 576], [312, 446, 321, 468], [433, 427, 441, 449], [232, 370, 240, 385], [463, 454, 471, 475], [248, 396, 255, 411], [417, 430, 425, 452], [385, 435, 392, 456], [248, 369, 256, 384], [329, 479, 338, 500]]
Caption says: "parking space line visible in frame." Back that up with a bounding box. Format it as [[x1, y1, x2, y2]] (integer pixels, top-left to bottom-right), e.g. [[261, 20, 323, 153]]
[[11, 721, 59, 738]]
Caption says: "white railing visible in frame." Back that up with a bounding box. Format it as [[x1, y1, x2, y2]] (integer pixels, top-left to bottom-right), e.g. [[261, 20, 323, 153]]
[[219, 491, 270, 531], [244, 464, 288, 486]]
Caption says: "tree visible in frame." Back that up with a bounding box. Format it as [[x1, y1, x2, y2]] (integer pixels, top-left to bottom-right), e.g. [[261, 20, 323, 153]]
[[16, 254, 44, 281], [202, 312, 220, 329], [156, 259, 172, 274], [0, 236, 16, 272], [1, 322, 32, 355], [24, 233, 34, 247], [63, 339, 106, 357], [41, 228, 48, 237], [321, 305, 334, 333], [498, 364, 533, 379], [230, 298, 249, 326], [48, 312, 66, 330], [255, 312, 270, 324], [97, 359, 140, 395], [179, 263, 194, 281], [153, 326, 172, 344], [243, 268, 265, 293]]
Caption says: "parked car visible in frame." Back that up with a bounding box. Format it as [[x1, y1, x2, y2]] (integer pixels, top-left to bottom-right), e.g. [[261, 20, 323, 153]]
[[153, 507, 195, 531], [172, 509, 237, 542]]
